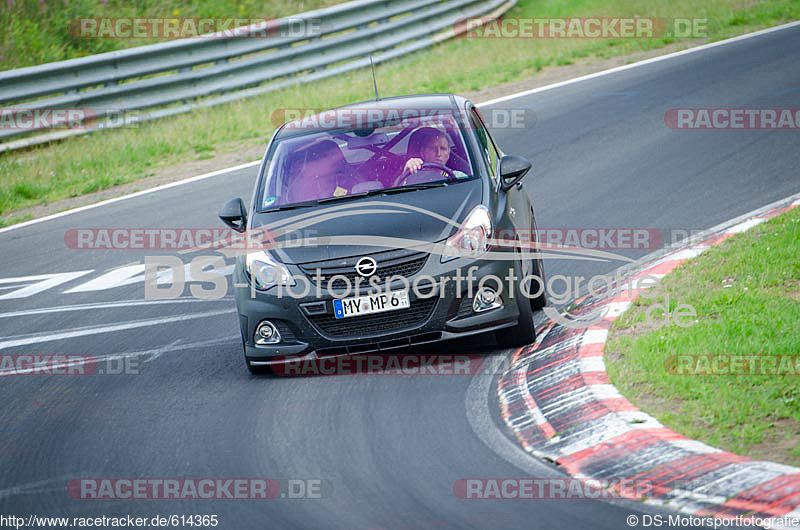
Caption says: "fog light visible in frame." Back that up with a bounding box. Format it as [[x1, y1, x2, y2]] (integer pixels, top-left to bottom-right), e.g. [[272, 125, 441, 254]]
[[255, 321, 281, 345], [473, 288, 502, 313]]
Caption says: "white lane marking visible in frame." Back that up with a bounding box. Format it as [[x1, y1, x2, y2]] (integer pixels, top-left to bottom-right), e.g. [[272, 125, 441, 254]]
[[520, 369, 550, 427], [0, 297, 232, 320], [524, 357, 606, 387], [604, 300, 632, 319], [139, 339, 183, 365], [0, 260, 235, 298], [2, 23, 799, 235], [0, 160, 261, 235], [62, 264, 144, 293], [580, 357, 606, 372], [65, 262, 234, 293], [726, 217, 766, 234], [0, 309, 234, 350], [539, 384, 623, 416], [0, 475, 78, 499], [0, 271, 94, 300], [480, 20, 800, 107], [664, 246, 709, 261], [668, 439, 720, 454], [582, 328, 609, 344], [554, 411, 664, 456], [0, 336, 236, 376]]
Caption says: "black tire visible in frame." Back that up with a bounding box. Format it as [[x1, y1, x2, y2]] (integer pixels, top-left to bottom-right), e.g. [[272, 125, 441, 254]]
[[529, 206, 547, 311], [495, 257, 537, 348], [529, 253, 548, 311]]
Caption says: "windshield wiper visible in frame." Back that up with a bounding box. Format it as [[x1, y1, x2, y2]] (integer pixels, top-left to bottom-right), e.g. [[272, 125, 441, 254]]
[[260, 200, 317, 213], [382, 181, 450, 194], [319, 182, 450, 202], [316, 191, 374, 204]]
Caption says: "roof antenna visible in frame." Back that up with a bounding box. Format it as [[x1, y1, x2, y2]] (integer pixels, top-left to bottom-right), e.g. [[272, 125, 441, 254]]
[[369, 55, 380, 101]]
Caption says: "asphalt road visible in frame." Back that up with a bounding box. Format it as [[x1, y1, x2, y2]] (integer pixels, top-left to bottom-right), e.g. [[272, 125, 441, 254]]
[[2, 24, 799, 529]]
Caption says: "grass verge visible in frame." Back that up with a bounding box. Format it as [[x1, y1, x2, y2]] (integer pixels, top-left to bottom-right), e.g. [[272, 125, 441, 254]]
[[2, 0, 800, 222], [606, 207, 800, 466]]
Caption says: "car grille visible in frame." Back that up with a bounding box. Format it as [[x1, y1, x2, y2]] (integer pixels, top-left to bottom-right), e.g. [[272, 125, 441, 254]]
[[298, 248, 429, 290], [305, 296, 438, 338], [457, 295, 474, 318], [272, 321, 298, 343]]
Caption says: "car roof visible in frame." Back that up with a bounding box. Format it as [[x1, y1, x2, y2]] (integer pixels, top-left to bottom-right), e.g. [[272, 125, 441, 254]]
[[275, 94, 471, 139]]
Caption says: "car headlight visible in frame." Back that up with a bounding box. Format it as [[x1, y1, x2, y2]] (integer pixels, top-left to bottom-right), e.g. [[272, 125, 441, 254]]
[[245, 250, 296, 291], [441, 205, 493, 262]]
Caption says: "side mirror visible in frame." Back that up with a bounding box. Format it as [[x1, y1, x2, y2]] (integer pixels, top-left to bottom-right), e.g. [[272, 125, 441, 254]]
[[219, 197, 248, 233], [499, 155, 532, 191]]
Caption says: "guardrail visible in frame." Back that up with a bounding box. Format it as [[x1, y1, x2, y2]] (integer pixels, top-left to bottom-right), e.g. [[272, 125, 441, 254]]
[[0, 0, 515, 153]]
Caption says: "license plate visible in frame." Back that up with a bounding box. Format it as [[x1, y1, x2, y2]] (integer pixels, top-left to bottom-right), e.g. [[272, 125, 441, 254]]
[[333, 290, 410, 319]]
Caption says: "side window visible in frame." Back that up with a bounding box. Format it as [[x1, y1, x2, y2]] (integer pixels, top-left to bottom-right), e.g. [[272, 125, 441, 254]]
[[469, 108, 500, 179]]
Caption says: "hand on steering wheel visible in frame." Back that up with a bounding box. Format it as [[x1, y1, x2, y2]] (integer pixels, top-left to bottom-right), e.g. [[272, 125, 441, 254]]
[[393, 162, 457, 187]]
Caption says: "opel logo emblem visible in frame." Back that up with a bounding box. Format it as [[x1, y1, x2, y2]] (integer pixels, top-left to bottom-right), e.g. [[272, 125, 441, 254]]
[[355, 257, 377, 277]]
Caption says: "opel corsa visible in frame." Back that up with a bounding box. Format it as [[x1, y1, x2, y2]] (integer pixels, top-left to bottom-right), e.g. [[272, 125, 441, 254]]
[[218, 94, 546, 374]]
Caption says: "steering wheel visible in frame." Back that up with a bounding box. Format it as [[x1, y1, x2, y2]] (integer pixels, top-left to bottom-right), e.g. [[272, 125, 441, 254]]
[[392, 162, 457, 188]]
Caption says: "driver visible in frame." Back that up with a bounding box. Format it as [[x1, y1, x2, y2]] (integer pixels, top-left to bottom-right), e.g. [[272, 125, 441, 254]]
[[403, 127, 451, 175]]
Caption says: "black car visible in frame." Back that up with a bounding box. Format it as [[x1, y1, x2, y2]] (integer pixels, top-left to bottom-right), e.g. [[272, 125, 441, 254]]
[[219, 94, 546, 374]]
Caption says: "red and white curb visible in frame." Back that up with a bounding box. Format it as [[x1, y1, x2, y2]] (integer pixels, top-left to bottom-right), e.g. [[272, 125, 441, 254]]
[[498, 194, 800, 527]]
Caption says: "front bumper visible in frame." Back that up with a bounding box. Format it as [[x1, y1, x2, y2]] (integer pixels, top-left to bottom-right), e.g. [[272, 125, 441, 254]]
[[235, 255, 520, 365]]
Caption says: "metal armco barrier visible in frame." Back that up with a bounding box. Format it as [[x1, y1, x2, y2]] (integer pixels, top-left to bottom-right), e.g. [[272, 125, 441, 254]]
[[0, 0, 516, 152]]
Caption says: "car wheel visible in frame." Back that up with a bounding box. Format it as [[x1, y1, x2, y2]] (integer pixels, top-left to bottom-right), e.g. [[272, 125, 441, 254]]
[[529, 253, 547, 311], [495, 256, 537, 348], [529, 207, 547, 311]]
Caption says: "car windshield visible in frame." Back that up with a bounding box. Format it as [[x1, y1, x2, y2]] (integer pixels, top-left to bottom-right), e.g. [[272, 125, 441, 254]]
[[258, 111, 477, 210]]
